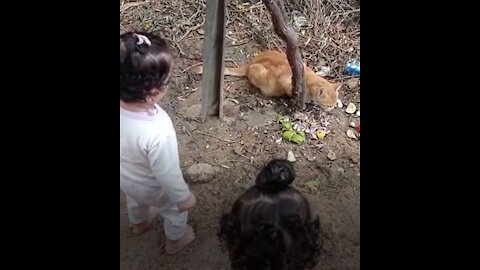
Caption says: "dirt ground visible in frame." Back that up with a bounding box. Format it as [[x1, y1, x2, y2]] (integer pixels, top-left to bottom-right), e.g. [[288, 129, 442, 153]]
[[120, 1, 360, 269]]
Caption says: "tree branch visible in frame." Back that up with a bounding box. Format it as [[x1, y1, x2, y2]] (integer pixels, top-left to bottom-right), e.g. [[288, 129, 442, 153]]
[[262, 0, 307, 111]]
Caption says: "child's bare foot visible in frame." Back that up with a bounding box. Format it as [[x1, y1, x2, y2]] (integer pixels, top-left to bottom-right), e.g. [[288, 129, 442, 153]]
[[131, 207, 158, 235], [165, 225, 196, 255]]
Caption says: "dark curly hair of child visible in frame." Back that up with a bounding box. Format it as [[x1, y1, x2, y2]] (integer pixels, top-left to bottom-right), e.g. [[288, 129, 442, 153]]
[[120, 31, 173, 102], [218, 159, 321, 270]]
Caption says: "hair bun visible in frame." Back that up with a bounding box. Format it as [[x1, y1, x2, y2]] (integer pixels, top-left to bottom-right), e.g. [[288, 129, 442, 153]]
[[255, 159, 295, 192]]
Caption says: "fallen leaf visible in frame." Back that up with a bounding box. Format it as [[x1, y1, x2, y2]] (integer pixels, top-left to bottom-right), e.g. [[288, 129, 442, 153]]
[[305, 178, 321, 192], [316, 130, 326, 140]]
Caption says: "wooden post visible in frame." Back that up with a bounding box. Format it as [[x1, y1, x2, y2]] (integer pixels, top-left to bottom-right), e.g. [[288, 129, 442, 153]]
[[201, 0, 226, 122], [262, 0, 307, 110]]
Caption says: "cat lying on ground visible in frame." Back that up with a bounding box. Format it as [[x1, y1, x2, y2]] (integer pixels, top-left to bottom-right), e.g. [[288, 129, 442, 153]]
[[192, 50, 342, 111]]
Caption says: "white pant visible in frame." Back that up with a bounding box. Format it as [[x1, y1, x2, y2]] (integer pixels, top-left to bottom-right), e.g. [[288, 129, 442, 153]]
[[121, 179, 188, 240]]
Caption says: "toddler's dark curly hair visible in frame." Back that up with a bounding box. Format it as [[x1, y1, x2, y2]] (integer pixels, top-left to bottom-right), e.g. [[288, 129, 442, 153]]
[[120, 32, 172, 102], [218, 159, 321, 270]]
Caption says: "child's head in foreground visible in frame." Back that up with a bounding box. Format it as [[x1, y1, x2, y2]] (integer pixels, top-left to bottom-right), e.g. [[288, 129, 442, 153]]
[[120, 31, 173, 106], [218, 159, 321, 270]]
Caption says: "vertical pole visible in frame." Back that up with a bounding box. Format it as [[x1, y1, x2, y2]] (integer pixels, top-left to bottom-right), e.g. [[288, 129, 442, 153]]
[[201, 0, 226, 121]]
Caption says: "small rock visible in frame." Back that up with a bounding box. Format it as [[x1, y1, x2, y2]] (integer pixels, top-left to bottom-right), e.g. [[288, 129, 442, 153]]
[[317, 66, 331, 77], [336, 99, 343, 108], [327, 150, 337, 161], [287, 151, 296, 162], [356, 111, 360, 117], [346, 78, 360, 89], [349, 121, 356, 128], [293, 15, 308, 28], [197, 28, 204, 35], [345, 103, 356, 114], [186, 163, 216, 183], [346, 129, 357, 139]]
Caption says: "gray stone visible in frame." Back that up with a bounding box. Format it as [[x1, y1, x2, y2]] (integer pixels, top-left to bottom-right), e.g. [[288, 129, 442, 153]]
[[186, 163, 216, 183]]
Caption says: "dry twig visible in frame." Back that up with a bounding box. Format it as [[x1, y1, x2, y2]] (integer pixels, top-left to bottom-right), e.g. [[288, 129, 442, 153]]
[[193, 131, 233, 143]]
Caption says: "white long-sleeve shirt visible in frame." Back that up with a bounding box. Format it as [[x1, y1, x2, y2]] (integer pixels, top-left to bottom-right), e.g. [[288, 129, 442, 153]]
[[120, 104, 191, 203]]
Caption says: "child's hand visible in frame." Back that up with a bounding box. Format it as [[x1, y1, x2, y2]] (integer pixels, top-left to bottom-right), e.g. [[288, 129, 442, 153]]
[[178, 193, 196, 212]]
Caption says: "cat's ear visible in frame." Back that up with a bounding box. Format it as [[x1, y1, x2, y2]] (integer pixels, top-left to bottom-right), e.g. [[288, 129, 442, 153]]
[[334, 82, 342, 93]]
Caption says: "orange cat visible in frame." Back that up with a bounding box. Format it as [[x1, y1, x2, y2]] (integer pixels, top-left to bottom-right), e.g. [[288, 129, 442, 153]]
[[192, 50, 342, 111]]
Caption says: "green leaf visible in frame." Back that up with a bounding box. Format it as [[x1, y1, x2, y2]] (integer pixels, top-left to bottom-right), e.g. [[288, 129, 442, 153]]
[[305, 178, 321, 191], [282, 130, 295, 141], [291, 133, 305, 144], [276, 115, 290, 124], [282, 122, 292, 131]]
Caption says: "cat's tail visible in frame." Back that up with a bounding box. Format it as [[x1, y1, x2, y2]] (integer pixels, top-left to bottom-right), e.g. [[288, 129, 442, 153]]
[[191, 64, 248, 77], [224, 65, 248, 76]]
